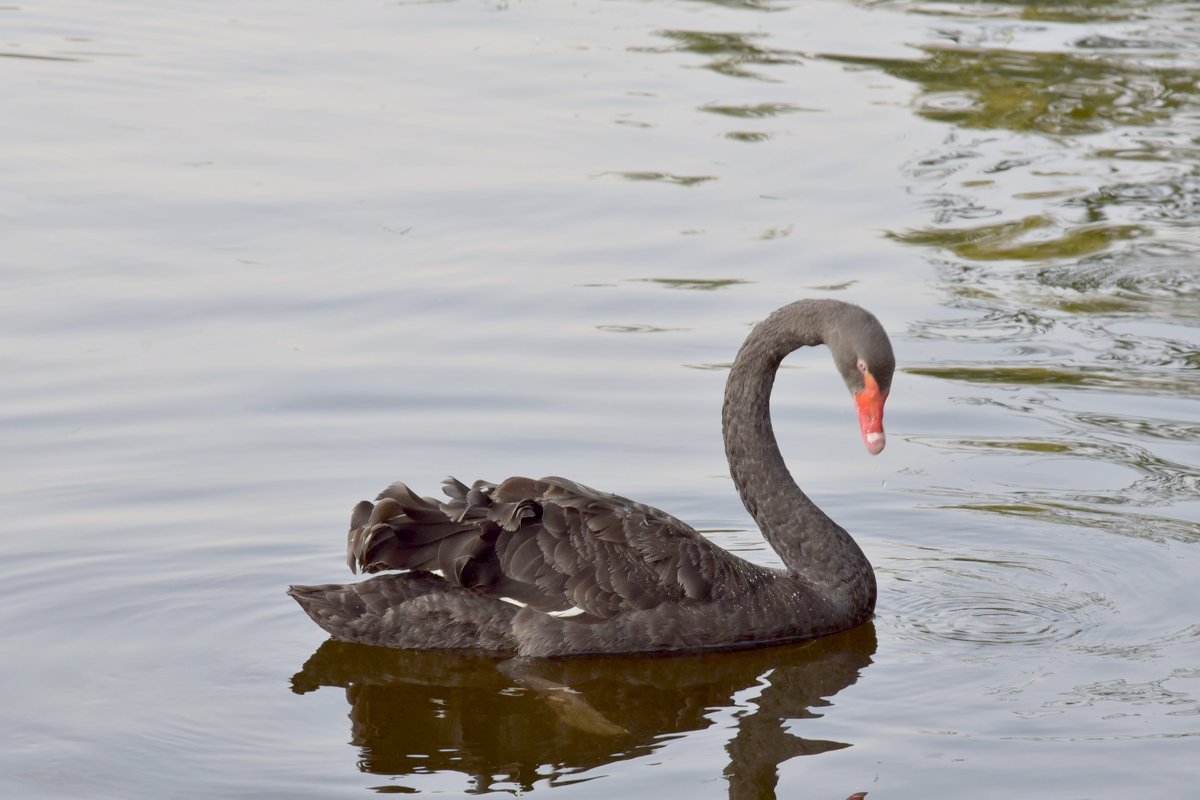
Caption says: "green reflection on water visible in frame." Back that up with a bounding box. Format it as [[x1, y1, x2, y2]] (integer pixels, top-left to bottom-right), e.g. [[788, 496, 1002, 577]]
[[827, 44, 1197, 135], [890, 0, 1146, 23], [969, 439, 1074, 454], [892, 215, 1145, 261], [700, 102, 813, 118], [724, 130, 772, 142], [909, 364, 1095, 386], [635, 277, 751, 290], [942, 498, 1200, 544], [635, 30, 800, 81], [995, 1, 1149, 24], [606, 171, 718, 187], [907, 364, 1197, 395]]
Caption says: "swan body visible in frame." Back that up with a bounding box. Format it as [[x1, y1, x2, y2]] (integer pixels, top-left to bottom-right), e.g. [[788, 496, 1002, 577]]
[[289, 299, 894, 656]]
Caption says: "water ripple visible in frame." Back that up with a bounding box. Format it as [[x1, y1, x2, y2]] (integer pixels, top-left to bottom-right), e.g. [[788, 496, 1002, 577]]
[[1030, 247, 1200, 320], [887, 554, 1111, 647], [926, 488, 1200, 545], [907, 361, 1199, 397]]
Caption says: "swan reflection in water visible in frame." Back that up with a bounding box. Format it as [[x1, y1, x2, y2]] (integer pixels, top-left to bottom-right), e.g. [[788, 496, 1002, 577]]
[[291, 622, 876, 796]]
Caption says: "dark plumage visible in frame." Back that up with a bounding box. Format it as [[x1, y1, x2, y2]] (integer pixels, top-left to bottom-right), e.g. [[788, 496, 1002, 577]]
[[289, 298, 895, 656]]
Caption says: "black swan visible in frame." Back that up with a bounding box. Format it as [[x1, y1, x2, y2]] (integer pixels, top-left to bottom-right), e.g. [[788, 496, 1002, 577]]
[[289, 298, 894, 656]]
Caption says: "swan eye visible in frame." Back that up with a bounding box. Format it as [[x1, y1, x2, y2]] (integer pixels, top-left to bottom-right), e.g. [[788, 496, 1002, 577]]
[[856, 359, 868, 373]]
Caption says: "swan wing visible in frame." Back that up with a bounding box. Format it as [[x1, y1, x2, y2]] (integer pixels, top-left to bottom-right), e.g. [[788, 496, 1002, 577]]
[[346, 475, 751, 620]]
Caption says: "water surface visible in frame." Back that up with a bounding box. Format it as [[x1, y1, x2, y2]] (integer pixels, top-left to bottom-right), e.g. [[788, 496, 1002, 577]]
[[2, 1, 1198, 798]]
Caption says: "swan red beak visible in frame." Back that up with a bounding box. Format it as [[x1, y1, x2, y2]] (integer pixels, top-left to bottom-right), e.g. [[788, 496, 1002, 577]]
[[855, 371, 887, 455]]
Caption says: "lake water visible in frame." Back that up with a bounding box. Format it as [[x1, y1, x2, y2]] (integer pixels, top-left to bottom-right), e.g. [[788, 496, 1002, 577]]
[[3, 0, 1199, 797]]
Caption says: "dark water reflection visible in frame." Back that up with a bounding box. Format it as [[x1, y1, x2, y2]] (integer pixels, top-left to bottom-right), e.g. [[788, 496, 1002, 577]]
[[292, 625, 876, 796]]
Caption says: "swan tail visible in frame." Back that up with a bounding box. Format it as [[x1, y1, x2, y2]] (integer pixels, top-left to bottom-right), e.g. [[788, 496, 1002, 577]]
[[287, 572, 518, 651]]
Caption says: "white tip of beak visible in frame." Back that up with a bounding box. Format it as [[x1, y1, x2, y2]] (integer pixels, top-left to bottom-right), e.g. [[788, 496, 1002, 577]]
[[865, 431, 886, 455]]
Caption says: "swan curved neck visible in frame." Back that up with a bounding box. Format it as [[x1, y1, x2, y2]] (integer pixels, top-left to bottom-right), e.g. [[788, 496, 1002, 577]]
[[721, 301, 876, 611]]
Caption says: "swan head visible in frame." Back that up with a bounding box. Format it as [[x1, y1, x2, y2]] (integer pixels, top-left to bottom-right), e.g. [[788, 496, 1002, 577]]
[[826, 305, 894, 455], [853, 362, 889, 455]]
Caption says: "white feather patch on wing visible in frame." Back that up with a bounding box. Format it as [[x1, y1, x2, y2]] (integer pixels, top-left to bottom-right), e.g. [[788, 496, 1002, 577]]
[[548, 606, 586, 618], [499, 597, 528, 608]]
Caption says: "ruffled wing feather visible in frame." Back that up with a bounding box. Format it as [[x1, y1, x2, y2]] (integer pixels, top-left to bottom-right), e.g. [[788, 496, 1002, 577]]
[[346, 475, 755, 621]]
